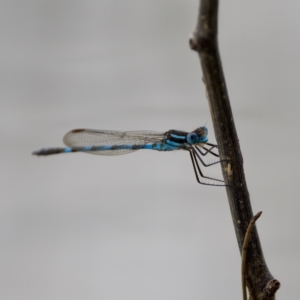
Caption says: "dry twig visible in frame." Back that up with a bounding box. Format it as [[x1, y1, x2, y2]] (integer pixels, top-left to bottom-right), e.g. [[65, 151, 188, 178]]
[[189, 1, 280, 299]]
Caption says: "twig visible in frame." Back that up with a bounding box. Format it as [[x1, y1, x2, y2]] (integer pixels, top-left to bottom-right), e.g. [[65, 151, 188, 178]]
[[242, 211, 262, 300], [189, 1, 280, 299]]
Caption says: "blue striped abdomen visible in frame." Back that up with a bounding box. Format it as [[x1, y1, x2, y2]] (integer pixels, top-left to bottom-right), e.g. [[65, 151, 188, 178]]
[[33, 143, 182, 156]]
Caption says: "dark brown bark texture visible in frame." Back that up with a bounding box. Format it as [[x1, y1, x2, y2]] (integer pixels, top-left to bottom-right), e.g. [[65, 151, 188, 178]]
[[189, 1, 280, 299]]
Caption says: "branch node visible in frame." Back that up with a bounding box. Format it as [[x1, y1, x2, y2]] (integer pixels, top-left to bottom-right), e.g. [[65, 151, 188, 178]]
[[189, 33, 215, 53], [261, 279, 281, 299], [189, 35, 198, 51]]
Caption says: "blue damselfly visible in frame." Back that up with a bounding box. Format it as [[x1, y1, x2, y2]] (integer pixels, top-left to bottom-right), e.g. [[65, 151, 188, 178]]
[[33, 126, 224, 186]]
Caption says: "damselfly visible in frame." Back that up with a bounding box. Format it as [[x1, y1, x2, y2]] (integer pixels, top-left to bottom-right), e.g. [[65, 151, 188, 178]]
[[33, 126, 224, 186]]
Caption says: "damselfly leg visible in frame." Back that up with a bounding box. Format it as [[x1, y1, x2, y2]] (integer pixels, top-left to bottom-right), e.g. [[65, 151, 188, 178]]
[[200, 142, 219, 157], [188, 146, 225, 186], [196, 144, 229, 164]]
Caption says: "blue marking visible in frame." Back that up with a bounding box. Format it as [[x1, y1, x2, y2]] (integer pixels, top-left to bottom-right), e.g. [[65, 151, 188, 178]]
[[151, 143, 163, 151], [165, 140, 182, 147], [141, 144, 154, 150], [163, 144, 178, 150], [98, 145, 113, 151], [187, 133, 208, 144], [63, 147, 73, 153], [82, 146, 93, 151], [170, 133, 186, 140], [149, 143, 178, 151]]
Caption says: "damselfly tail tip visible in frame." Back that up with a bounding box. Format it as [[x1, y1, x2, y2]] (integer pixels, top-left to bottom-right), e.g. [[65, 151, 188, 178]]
[[32, 150, 42, 156], [32, 148, 52, 156]]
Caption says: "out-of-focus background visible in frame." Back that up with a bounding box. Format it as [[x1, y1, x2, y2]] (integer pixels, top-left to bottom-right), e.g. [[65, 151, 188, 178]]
[[1, 1, 299, 299]]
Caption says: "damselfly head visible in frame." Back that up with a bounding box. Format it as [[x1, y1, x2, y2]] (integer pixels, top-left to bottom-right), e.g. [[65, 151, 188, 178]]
[[187, 127, 208, 144], [194, 126, 208, 137]]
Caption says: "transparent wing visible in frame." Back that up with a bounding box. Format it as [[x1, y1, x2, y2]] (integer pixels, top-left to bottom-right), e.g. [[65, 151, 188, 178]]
[[63, 128, 165, 155]]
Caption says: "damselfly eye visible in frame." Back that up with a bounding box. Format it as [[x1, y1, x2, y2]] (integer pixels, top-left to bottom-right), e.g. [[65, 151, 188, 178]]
[[187, 132, 197, 144]]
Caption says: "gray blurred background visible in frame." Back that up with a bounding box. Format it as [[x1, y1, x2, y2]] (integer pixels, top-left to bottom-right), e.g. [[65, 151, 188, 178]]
[[1, 1, 299, 299]]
